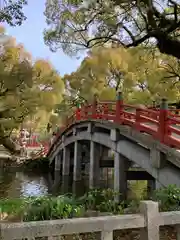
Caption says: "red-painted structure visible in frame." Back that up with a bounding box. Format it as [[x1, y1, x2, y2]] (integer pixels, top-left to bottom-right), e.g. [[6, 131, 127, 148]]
[[18, 129, 49, 159], [50, 93, 180, 152]]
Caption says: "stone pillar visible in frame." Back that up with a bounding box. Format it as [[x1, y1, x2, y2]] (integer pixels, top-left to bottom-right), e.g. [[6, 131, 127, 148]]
[[147, 179, 156, 198], [54, 153, 61, 191], [89, 141, 100, 189], [62, 146, 70, 176], [62, 146, 70, 193], [155, 180, 163, 190], [55, 153, 61, 171], [114, 152, 128, 202], [73, 140, 82, 181], [150, 147, 166, 169]]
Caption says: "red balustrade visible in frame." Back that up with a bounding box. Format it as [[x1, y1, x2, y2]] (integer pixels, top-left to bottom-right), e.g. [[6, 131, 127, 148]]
[[33, 146, 49, 159], [50, 93, 180, 151]]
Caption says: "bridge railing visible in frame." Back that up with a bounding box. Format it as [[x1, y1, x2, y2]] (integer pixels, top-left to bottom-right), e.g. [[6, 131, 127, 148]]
[[0, 201, 180, 240], [50, 92, 180, 149]]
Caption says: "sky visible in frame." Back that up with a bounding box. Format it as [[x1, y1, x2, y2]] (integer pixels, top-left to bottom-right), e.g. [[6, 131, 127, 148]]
[[5, 0, 83, 76]]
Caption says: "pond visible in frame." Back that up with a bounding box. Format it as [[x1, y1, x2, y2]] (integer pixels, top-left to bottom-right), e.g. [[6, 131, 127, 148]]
[[0, 169, 50, 199], [0, 166, 114, 199]]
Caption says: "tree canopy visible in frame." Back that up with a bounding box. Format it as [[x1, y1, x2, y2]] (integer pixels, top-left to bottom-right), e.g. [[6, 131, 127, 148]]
[[0, 27, 64, 152], [54, 46, 180, 121], [0, 0, 27, 26], [44, 0, 180, 59]]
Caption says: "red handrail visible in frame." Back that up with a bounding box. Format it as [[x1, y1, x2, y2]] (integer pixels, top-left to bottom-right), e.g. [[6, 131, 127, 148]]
[[50, 94, 180, 151]]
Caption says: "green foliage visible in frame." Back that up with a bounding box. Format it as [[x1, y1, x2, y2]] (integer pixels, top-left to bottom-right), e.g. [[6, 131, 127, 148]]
[[1, 186, 180, 222], [78, 188, 122, 213], [152, 184, 180, 211], [44, 0, 180, 59], [0, 195, 84, 221], [55, 46, 180, 122], [22, 195, 84, 221], [0, 27, 64, 152], [0, 0, 27, 26], [0, 198, 25, 216]]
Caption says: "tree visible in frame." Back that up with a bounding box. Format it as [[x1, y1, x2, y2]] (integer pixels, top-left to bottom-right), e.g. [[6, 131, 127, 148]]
[[62, 47, 133, 102], [0, 28, 64, 152], [126, 47, 180, 105], [44, 0, 180, 59], [57, 46, 180, 116], [0, 0, 27, 26]]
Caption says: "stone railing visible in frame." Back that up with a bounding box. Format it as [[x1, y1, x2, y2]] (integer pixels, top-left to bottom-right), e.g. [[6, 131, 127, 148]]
[[0, 201, 180, 240]]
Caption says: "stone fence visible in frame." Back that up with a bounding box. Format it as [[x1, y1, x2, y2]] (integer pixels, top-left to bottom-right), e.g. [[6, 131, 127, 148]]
[[0, 201, 180, 240]]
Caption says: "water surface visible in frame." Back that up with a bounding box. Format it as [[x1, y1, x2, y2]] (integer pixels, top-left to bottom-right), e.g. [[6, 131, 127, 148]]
[[0, 169, 49, 199]]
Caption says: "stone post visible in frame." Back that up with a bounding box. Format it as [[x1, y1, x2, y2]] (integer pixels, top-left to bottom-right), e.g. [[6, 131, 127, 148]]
[[114, 152, 128, 202], [139, 201, 159, 240], [62, 146, 70, 192], [155, 180, 163, 190], [54, 154, 61, 171], [89, 141, 100, 189], [73, 140, 82, 181], [62, 146, 70, 176], [54, 153, 61, 190], [147, 179, 156, 198]]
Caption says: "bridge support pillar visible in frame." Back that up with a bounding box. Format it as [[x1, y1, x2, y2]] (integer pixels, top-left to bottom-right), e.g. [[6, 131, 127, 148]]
[[150, 147, 166, 169], [54, 153, 62, 191], [114, 152, 128, 202], [73, 140, 82, 181], [155, 180, 163, 189], [62, 146, 70, 176], [89, 141, 100, 189], [62, 146, 71, 192], [55, 153, 61, 171], [147, 179, 156, 198]]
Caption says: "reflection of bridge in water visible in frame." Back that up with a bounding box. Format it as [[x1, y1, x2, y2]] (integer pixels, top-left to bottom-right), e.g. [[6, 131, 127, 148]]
[[47, 93, 180, 201]]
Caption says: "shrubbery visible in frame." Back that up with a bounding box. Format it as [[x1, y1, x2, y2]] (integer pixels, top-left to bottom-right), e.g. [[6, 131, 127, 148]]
[[0, 184, 180, 222]]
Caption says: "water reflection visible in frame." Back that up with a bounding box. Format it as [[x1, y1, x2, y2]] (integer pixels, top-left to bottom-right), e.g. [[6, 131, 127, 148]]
[[20, 174, 48, 197], [0, 169, 49, 199], [0, 167, 114, 199]]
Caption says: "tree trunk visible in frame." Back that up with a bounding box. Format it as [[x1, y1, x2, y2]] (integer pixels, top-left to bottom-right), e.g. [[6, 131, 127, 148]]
[[156, 33, 180, 59], [0, 136, 20, 154], [0, 125, 20, 154]]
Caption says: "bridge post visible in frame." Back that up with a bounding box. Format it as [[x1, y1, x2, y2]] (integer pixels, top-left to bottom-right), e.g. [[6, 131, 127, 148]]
[[54, 153, 61, 189], [62, 146, 70, 176], [155, 180, 163, 189], [55, 154, 61, 171], [115, 91, 123, 123], [75, 102, 81, 121], [110, 128, 128, 201], [147, 179, 156, 198], [92, 94, 98, 119], [158, 98, 168, 143], [89, 141, 100, 189], [61, 146, 71, 192], [73, 140, 82, 181], [114, 152, 128, 202], [150, 145, 166, 169]]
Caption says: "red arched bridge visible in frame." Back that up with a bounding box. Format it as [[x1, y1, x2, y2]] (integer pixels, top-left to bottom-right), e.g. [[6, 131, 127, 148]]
[[47, 93, 180, 196]]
